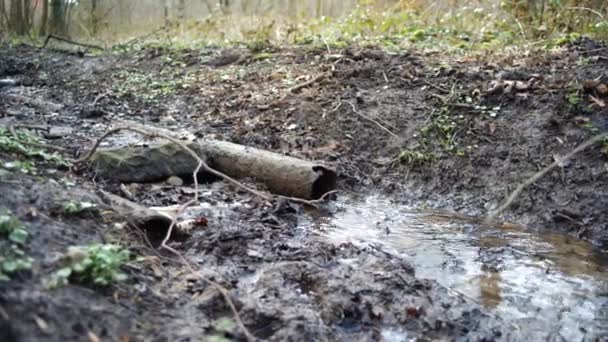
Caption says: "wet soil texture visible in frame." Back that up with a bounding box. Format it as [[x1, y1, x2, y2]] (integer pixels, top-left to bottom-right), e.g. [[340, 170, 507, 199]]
[[0, 38, 607, 341]]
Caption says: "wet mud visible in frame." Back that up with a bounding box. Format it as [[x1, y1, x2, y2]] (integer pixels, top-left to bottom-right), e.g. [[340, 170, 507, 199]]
[[1, 39, 608, 340]]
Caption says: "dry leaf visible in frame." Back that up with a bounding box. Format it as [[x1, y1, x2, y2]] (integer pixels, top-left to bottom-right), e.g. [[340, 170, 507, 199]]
[[589, 95, 606, 108]]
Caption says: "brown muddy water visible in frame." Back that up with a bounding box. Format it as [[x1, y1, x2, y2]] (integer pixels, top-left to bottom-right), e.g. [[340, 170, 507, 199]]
[[301, 194, 608, 341]]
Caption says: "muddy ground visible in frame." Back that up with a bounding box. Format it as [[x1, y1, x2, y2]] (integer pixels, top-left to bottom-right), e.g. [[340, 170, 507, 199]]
[[0, 38, 607, 341]]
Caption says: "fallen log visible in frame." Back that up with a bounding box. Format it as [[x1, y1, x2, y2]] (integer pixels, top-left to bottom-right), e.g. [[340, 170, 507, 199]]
[[90, 140, 337, 200]]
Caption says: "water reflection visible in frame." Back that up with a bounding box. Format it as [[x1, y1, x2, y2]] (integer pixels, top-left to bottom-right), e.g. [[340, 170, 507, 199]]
[[302, 194, 608, 340]]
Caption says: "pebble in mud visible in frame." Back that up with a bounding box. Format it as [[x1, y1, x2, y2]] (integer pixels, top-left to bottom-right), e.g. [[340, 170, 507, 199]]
[[166, 175, 184, 186]]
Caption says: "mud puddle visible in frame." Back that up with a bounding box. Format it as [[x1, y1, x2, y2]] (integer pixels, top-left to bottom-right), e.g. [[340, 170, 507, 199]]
[[301, 194, 608, 340]]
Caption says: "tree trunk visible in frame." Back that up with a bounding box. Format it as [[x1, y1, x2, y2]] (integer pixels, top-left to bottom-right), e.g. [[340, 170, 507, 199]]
[[50, 0, 66, 35], [39, 0, 48, 36], [177, 0, 186, 21], [219, 0, 230, 15], [90, 0, 98, 35], [163, 0, 169, 25], [0, 0, 6, 29], [22, 0, 34, 33], [9, 0, 26, 35]]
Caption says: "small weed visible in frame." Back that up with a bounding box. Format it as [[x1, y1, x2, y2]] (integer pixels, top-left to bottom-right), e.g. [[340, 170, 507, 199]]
[[395, 149, 435, 167], [0, 127, 69, 167], [553, 32, 582, 47], [2, 160, 37, 174], [112, 69, 194, 102], [242, 21, 275, 53], [419, 113, 459, 152], [62, 201, 97, 215], [567, 89, 582, 106], [0, 211, 33, 281], [208, 318, 237, 342], [252, 52, 274, 61], [50, 244, 131, 287]]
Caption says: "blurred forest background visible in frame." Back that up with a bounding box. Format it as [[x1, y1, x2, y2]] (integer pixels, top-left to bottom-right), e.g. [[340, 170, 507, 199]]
[[0, 0, 607, 49]]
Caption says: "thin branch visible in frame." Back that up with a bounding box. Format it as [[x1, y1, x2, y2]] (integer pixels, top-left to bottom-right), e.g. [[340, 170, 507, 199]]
[[288, 72, 330, 94], [488, 132, 608, 220], [566, 6, 607, 23], [345, 101, 400, 140], [278, 190, 339, 209], [43, 34, 105, 51]]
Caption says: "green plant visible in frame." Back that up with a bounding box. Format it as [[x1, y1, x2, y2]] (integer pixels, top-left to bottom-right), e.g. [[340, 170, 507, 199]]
[[51, 244, 131, 287], [0, 213, 29, 244], [0, 212, 33, 281], [2, 160, 37, 174], [62, 201, 97, 215], [567, 90, 582, 106], [208, 318, 236, 342], [395, 149, 435, 167], [0, 128, 69, 166]]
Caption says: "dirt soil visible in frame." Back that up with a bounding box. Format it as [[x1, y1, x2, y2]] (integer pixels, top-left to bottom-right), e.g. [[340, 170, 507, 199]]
[[0, 38, 607, 341]]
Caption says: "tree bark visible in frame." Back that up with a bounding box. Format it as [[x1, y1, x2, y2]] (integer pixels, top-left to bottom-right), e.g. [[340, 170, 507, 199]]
[[90, 0, 98, 35], [50, 0, 66, 35], [39, 0, 49, 36], [9, 0, 26, 35], [177, 0, 186, 21], [0, 0, 6, 29]]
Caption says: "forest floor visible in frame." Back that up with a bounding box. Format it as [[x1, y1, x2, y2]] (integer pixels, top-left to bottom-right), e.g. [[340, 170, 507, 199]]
[[1, 38, 608, 341]]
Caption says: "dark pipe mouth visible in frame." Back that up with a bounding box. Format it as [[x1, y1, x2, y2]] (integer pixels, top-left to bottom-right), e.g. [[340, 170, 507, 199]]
[[139, 215, 188, 246], [311, 166, 338, 199]]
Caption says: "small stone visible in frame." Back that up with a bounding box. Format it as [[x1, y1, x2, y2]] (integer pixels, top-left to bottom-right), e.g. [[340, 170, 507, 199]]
[[45, 126, 73, 139], [166, 176, 184, 186]]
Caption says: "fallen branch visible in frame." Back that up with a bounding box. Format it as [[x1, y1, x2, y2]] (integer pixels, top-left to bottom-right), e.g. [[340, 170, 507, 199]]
[[345, 101, 400, 140], [77, 123, 255, 341], [487, 132, 608, 220], [112, 24, 170, 50], [288, 72, 331, 94], [43, 34, 105, 51], [278, 189, 339, 209], [566, 6, 607, 24]]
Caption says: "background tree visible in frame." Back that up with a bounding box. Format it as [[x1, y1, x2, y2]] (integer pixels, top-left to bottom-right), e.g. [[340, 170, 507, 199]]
[[40, 0, 49, 36], [0, 0, 7, 30], [50, 0, 67, 35], [8, 0, 26, 35]]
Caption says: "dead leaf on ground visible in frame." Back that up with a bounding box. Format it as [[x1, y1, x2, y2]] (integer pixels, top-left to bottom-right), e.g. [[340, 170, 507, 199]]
[[589, 95, 606, 108], [574, 116, 591, 126]]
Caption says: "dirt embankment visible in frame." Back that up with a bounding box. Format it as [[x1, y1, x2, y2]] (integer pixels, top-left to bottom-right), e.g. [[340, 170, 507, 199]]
[[0, 39, 607, 340]]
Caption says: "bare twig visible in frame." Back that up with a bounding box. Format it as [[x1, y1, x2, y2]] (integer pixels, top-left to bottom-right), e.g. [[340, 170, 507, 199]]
[[580, 46, 608, 55], [112, 24, 170, 50], [566, 6, 607, 23], [92, 92, 108, 107], [288, 72, 331, 94], [43, 34, 104, 51], [420, 79, 449, 93], [488, 132, 608, 220], [345, 101, 400, 140], [278, 190, 339, 209]]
